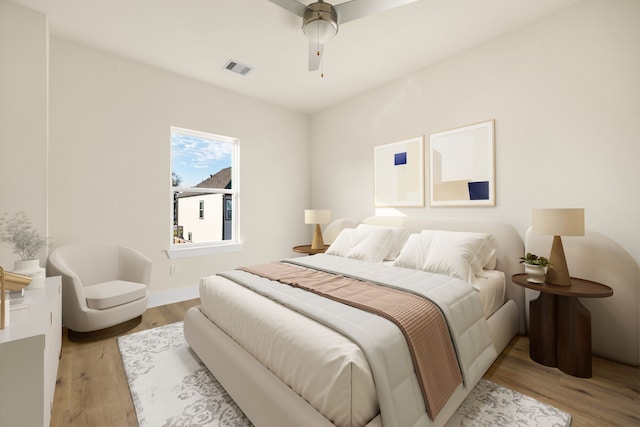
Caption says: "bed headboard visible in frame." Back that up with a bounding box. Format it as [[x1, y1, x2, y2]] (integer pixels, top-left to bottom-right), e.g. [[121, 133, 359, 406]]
[[362, 216, 526, 334], [525, 227, 639, 366]]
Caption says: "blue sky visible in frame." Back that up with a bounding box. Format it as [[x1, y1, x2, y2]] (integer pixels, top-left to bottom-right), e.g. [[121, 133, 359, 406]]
[[171, 132, 232, 187]]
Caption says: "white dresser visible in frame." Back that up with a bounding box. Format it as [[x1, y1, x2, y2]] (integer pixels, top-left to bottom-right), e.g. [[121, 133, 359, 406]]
[[0, 276, 62, 427]]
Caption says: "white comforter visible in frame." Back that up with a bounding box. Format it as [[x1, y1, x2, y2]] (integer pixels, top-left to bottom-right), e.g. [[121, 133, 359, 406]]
[[206, 255, 497, 427]]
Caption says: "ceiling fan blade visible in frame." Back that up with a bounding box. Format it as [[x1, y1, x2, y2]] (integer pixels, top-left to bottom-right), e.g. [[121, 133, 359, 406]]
[[334, 0, 420, 24], [267, 0, 307, 17], [308, 41, 322, 71]]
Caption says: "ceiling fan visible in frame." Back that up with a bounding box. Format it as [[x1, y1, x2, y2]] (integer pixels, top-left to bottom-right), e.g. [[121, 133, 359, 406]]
[[268, 0, 419, 73]]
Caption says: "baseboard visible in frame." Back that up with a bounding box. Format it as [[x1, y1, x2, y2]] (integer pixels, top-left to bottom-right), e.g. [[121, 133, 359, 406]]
[[148, 285, 199, 308]]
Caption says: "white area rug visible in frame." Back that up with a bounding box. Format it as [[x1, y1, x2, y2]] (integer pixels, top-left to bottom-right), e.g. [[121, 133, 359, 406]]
[[118, 321, 252, 426], [445, 379, 572, 427], [118, 322, 571, 427]]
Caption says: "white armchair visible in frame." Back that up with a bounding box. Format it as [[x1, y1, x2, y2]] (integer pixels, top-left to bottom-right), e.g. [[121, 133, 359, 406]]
[[47, 243, 151, 341]]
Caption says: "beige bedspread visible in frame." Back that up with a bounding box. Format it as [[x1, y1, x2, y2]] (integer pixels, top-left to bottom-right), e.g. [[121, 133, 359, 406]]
[[214, 254, 497, 427], [199, 274, 378, 426], [240, 262, 462, 419]]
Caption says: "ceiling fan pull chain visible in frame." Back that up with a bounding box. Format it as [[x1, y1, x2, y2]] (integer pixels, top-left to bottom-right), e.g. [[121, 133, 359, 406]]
[[317, 25, 323, 77]]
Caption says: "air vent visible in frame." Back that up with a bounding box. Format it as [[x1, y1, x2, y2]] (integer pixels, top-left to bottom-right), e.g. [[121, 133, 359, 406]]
[[224, 60, 253, 76]]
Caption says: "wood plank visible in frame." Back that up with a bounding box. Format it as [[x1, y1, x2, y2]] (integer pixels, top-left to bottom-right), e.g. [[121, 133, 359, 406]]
[[484, 335, 640, 426], [51, 299, 640, 427], [51, 299, 200, 426]]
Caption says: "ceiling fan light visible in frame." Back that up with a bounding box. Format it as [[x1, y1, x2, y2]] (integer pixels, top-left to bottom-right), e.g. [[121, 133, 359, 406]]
[[303, 18, 337, 44], [302, 2, 338, 44]]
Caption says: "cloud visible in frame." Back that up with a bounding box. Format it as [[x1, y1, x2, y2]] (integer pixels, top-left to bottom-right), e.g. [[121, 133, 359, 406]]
[[172, 133, 232, 169], [171, 132, 233, 186]]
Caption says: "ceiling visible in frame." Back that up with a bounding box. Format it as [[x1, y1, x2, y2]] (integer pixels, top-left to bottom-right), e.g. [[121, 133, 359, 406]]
[[12, 0, 582, 113]]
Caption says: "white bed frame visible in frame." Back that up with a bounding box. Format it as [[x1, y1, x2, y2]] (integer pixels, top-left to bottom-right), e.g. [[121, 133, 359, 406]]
[[184, 216, 524, 427]]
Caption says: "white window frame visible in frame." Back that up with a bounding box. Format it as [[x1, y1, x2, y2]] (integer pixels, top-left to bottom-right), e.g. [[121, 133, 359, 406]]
[[167, 126, 241, 259]]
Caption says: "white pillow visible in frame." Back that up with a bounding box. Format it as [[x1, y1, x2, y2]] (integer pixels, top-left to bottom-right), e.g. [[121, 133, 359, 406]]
[[326, 227, 394, 263], [484, 253, 497, 270], [469, 234, 498, 274], [356, 224, 410, 260], [393, 230, 496, 283], [392, 234, 429, 270]]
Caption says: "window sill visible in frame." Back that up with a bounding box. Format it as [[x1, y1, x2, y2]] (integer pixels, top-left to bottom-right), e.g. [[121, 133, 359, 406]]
[[166, 242, 242, 259]]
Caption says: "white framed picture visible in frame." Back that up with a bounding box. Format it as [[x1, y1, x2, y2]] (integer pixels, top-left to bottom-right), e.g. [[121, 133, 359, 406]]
[[429, 120, 495, 207], [374, 136, 425, 207]]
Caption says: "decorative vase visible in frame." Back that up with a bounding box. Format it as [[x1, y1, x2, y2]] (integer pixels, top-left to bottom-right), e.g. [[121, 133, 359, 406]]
[[524, 263, 546, 284], [13, 259, 46, 289]]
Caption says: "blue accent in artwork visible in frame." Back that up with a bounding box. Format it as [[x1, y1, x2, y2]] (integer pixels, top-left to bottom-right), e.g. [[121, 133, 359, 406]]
[[468, 181, 490, 200], [394, 152, 407, 166]]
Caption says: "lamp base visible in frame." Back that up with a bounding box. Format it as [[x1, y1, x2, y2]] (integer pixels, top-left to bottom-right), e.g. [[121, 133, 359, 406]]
[[311, 224, 325, 250], [546, 235, 571, 286]]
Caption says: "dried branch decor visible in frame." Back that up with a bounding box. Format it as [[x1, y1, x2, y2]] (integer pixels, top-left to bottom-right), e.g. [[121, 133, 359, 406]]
[[0, 212, 46, 261]]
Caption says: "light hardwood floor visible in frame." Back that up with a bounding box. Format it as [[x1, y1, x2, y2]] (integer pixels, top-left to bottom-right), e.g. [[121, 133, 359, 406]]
[[52, 299, 640, 426]]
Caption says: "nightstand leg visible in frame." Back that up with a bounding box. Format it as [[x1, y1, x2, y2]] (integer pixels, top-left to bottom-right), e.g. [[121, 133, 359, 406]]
[[557, 296, 592, 378], [529, 292, 557, 367]]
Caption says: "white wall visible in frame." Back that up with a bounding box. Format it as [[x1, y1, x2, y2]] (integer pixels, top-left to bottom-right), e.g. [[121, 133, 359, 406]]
[[310, 0, 640, 267], [0, 1, 48, 267], [6, 0, 639, 301], [49, 37, 310, 293]]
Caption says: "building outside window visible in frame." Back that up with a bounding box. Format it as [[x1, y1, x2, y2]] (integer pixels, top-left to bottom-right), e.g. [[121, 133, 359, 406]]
[[170, 126, 239, 256]]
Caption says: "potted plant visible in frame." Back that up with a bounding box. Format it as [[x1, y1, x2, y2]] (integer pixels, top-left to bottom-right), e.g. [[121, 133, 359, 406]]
[[520, 252, 549, 283], [0, 212, 47, 288]]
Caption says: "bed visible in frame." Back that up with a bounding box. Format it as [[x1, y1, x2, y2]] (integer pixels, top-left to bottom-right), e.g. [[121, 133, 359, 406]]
[[184, 216, 524, 427]]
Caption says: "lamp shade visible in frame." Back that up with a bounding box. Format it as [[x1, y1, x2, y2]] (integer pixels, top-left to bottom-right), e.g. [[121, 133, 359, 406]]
[[532, 208, 584, 236], [531, 208, 584, 286], [304, 209, 331, 225]]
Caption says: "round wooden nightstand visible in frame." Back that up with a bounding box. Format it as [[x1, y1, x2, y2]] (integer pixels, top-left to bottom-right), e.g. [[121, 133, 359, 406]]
[[292, 244, 329, 255], [512, 273, 613, 378]]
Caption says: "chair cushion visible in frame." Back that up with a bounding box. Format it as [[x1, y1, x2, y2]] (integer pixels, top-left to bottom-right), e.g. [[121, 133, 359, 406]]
[[84, 280, 147, 310]]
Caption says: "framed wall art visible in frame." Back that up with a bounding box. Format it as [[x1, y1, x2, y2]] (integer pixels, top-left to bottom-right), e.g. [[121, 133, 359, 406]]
[[374, 136, 424, 207], [429, 120, 495, 207]]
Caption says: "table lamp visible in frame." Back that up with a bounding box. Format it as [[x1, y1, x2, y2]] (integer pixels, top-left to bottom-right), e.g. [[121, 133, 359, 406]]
[[0, 267, 31, 329], [304, 209, 331, 250], [532, 208, 584, 286]]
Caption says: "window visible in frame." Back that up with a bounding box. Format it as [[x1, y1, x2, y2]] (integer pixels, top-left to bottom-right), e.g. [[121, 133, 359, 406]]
[[224, 197, 232, 221], [168, 126, 240, 258]]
